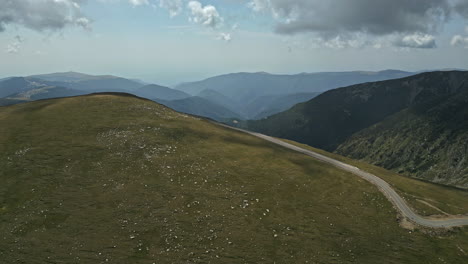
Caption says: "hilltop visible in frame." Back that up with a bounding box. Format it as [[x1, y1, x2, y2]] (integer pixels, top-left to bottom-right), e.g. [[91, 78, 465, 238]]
[[1, 94, 468, 263]]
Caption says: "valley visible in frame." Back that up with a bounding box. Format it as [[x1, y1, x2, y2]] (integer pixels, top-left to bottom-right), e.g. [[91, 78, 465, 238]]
[[246, 71, 468, 189]]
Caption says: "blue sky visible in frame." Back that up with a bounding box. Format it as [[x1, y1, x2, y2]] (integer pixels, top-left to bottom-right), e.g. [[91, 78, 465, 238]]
[[1, 0, 468, 86]]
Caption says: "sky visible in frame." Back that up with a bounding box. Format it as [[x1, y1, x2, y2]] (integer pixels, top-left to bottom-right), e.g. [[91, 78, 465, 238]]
[[1, 0, 468, 86]]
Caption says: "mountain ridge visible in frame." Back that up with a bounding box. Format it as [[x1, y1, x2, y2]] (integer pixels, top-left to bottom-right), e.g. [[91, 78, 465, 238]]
[[245, 71, 468, 188]]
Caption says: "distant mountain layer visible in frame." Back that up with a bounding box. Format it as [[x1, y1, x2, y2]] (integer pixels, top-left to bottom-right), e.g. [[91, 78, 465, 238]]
[[177, 70, 415, 102], [35, 77, 142, 93], [29, 72, 110, 82], [0, 73, 143, 100], [177, 70, 415, 119], [0, 98, 27, 106], [245, 92, 321, 120], [0, 77, 46, 98], [196, 90, 320, 119], [197, 89, 239, 114], [0, 70, 417, 121], [0, 73, 236, 121], [246, 71, 468, 188], [133, 84, 190, 101], [7, 86, 86, 101], [154, 96, 242, 121]]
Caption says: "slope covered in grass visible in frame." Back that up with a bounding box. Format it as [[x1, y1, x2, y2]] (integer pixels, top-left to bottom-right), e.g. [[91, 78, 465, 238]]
[[337, 90, 468, 188], [246, 71, 468, 188], [280, 139, 468, 218], [0, 94, 467, 263]]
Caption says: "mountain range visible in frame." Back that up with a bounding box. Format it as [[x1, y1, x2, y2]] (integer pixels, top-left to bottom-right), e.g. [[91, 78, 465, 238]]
[[245, 71, 468, 189], [0, 70, 417, 121], [177, 70, 415, 119], [176, 70, 414, 99]]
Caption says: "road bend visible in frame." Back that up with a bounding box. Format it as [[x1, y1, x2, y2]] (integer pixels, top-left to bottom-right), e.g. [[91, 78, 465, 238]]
[[218, 123, 468, 228]]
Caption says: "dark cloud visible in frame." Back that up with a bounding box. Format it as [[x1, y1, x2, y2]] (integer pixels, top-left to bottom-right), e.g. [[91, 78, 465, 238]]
[[455, 0, 468, 18], [250, 0, 455, 38], [248, 0, 468, 48], [0, 0, 90, 33], [262, 0, 451, 37]]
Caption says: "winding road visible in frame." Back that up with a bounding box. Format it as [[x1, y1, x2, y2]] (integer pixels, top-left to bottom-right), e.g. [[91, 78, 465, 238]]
[[218, 123, 468, 228]]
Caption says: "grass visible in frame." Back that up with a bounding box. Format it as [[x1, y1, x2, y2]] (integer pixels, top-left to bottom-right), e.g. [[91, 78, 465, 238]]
[[281, 139, 468, 217], [1, 94, 468, 263]]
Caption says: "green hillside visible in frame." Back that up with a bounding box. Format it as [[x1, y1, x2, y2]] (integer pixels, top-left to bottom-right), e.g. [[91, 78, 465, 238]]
[[246, 71, 468, 188], [280, 139, 468, 217], [1, 94, 468, 263], [337, 87, 468, 188]]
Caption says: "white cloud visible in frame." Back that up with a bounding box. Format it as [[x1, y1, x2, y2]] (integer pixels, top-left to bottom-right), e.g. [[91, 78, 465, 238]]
[[218, 32, 232, 42], [308, 35, 369, 49], [451, 35, 468, 47], [5, 36, 23, 54], [0, 0, 90, 32], [76, 17, 92, 31], [373, 43, 383, 49], [394, 34, 436, 49], [129, 0, 149, 6], [159, 0, 183, 17], [248, 0, 270, 12], [187, 1, 223, 28], [6, 44, 19, 54]]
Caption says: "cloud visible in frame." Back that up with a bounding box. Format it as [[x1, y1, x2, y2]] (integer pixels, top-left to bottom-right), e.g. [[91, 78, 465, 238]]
[[247, 0, 468, 48], [455, 0, 468, 18], [159, 0, 183, 17], [308, 34, 370, 49], [248, 0, 271, 12], [187, 1, 223, 28], [76, 17, 92, 31], [248, 0, 458, 45], [248, 0, 451, 37], [0, 0, 91, 33], [451, 35, 468, 47], [129, 0, 149, 6], [218, 32, 232, 42], [394, 34, 437, 49], [5, 35, 23, 54]]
